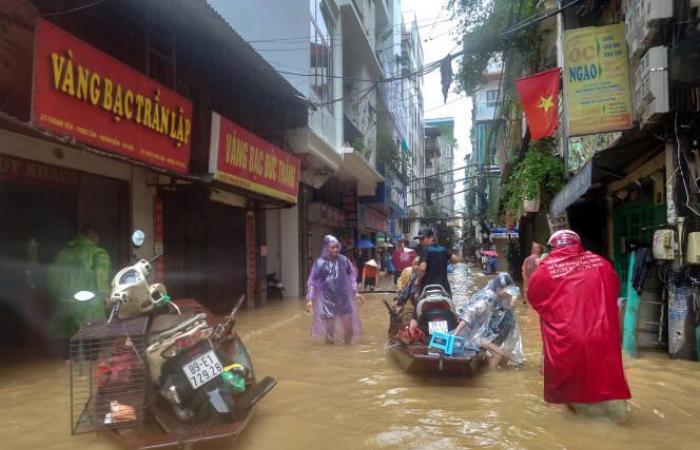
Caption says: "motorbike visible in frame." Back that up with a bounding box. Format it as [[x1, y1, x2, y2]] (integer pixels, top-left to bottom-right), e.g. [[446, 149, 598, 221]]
[[266, 273, 285, 299], [415, 284, 459, 338], [71, 229, 275, 449], [385, 284, 487, 377]]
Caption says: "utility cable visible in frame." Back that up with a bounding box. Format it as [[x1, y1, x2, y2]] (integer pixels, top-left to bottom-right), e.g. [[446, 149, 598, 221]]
[[3, 0, 108, 17]]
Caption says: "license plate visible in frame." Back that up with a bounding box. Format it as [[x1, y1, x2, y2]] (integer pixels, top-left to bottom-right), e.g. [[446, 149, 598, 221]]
[[182, 350, 224, 389], [428, 320, 448, 335]]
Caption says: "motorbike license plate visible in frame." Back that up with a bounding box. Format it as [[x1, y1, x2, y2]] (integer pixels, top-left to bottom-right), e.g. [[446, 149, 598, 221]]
[[182, 350, 224, 390], [428, 320, 448, 335]]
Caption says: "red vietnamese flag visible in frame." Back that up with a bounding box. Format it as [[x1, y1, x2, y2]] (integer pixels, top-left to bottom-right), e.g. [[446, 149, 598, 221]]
[[514, 68, 561, 139]]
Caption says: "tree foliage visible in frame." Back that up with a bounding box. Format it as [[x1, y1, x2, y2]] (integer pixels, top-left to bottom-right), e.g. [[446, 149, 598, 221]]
[[448, 0, 544, 94]]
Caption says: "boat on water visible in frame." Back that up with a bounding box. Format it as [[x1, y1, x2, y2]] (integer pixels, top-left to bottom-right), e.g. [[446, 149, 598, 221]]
[[384, 284, 488, 377], [387, 340, 488, 377], [71, 298, 276, 450]]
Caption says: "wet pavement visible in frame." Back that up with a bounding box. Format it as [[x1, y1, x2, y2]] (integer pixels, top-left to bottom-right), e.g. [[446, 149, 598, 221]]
[[2, 264, 700, 450]]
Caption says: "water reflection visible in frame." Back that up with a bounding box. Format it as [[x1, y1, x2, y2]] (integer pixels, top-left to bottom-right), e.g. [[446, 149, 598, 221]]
[[1, 264, 699, 450]]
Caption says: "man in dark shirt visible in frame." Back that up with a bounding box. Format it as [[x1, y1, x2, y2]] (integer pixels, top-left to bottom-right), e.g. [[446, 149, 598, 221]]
[[413, 227, 460, 296]]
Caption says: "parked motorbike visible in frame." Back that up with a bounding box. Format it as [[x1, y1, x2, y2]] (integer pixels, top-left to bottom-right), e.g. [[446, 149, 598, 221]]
[[415, 285, 459, 338], [266, 273, 285, 299], [71, 230, 275, 448]]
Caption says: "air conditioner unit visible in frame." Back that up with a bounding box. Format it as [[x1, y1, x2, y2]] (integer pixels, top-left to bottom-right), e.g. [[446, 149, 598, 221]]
[[625, 0, 673, 59], [653, 229, 675, 261], [634, 46, 669, 128]]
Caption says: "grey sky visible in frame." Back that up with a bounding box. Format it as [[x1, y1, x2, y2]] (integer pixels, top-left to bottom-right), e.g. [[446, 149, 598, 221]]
[[402, 0, 471, 211]]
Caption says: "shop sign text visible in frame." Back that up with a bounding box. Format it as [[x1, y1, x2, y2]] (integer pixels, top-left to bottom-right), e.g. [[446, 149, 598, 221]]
[[563, 23, 632, 136], [32, 19, 192, 173], [209, 113, 300, 203]]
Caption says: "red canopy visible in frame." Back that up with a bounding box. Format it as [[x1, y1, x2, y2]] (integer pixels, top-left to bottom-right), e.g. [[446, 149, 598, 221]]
[[528, 243, 631, 404]]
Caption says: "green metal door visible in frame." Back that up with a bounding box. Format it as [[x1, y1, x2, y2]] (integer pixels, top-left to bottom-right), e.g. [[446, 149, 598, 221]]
[[612, 198, 666, 297]]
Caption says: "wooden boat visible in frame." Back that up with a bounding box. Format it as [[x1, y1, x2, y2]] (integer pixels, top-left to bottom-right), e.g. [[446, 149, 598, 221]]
[[94, 298, 276, 450], [382, 288, 488, 378], [387, 339, 488, 377]]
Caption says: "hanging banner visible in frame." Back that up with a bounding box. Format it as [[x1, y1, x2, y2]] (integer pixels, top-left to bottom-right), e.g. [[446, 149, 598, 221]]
[[564, 23, 632, 136], [209, 112, 300, 203], [32, 19, 192, 173]]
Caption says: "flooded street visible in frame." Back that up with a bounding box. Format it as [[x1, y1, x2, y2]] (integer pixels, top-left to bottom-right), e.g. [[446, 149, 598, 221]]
[[2, 265, 700, 450]]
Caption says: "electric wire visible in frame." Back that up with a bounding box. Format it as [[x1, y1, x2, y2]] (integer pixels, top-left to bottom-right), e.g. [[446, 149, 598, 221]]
[[3, 0, 109, 17]]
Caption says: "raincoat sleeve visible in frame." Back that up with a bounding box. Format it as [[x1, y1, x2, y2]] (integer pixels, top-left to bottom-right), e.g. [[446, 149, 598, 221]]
[[306, 259, 325, 301], [93, 247, 112, 294], [527, 265, 550, 311]]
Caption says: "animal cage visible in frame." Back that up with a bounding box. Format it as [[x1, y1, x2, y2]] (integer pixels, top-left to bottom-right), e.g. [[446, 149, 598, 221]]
[[69, 316, 149, 434]]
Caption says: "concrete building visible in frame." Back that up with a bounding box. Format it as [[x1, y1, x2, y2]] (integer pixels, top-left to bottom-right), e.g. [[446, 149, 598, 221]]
[[401, 14, 426, 240], [211, 0, 409, 291], [464, 59, 503, 252], [207, 0, 347, 296], [0, 0, 308, 353]]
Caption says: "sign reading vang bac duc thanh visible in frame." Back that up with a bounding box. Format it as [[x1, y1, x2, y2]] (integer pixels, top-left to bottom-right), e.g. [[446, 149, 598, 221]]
[[209, 112, 300, 204], [32, 19, 193, 174], [564, 23, 632, 136]]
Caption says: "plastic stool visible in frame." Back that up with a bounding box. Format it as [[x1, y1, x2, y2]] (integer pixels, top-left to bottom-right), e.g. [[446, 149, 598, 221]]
[[428, 331, 465, 356]]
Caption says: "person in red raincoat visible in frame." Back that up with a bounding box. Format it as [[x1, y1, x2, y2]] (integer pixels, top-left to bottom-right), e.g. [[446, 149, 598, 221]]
[[528, 230, 631, 422]]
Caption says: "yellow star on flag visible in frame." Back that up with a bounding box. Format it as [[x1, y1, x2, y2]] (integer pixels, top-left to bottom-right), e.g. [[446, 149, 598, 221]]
[[538, 95, 554, 112]]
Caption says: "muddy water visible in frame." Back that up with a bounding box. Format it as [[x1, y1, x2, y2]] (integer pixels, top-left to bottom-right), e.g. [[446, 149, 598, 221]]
[[2, 264, 700, 450]]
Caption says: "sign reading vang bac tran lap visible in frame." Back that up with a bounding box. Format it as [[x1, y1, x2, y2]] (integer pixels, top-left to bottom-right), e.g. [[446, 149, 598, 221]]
[[209, 112, 300, 204], [32, 19, 192, 174]]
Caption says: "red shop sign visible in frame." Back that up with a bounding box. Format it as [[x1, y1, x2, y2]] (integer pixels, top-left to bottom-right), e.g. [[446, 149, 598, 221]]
[[32, 19, 192, 174], [209, 112, 300, 203]]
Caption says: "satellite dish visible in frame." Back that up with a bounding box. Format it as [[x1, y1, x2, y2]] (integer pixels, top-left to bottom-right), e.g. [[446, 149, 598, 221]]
[[131, 229, 146, 248], [74, 291, 96, 302]]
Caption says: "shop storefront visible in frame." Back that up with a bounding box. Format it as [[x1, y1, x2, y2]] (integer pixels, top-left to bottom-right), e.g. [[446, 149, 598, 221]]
[[307, 201, 346, 265], [0, 19, 192, 353], [0, 150, 132, 351], [167, 111, 301, 311]]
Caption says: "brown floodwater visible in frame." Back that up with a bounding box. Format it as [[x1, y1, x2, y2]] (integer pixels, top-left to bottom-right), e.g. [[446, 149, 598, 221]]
[[2, 264, 700, 450]]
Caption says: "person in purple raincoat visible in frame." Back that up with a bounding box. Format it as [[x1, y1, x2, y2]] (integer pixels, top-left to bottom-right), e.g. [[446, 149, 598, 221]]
[[305, 235, 363, 344]]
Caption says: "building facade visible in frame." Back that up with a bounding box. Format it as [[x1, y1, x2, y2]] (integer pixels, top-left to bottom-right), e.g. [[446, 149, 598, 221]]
[[0, 0, 311, 353], [401, 14, 426, 240], [464, 59, 503, 254]]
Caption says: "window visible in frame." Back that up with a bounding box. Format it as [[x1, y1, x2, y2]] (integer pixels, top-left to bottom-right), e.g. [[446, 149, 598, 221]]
[[310, 0, 334, 109], [146, 17, 175, 89], [486, 89, 499, 108]]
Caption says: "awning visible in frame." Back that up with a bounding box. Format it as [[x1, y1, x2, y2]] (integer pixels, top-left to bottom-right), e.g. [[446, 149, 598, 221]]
[[550, 160, 593, 216], [549, 128, 663, 216]]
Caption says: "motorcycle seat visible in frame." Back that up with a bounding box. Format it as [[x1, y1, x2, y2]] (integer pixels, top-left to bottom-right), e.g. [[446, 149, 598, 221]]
[[149, 312, 207, 344]]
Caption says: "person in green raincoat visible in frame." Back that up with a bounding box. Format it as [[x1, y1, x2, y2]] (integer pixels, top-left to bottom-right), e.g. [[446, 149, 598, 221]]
[[47, 226, 112, 345]]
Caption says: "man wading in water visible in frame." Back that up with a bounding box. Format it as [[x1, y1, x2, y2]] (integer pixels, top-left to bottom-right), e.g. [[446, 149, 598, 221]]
[[528, 230, 631, 422]]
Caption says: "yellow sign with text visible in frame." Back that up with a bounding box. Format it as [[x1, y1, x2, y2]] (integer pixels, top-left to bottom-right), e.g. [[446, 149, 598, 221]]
[[564, 23, 632, 136]]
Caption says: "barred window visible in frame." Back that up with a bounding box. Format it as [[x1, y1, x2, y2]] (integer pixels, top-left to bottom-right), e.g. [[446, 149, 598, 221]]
[[310, 0, 334, 110]]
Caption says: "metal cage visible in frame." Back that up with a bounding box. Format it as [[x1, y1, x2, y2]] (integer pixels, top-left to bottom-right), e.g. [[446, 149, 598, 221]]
[[69, 316, 149, 435]]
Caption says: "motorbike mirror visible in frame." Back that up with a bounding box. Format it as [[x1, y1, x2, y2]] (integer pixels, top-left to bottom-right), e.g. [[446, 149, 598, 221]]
[[74, 291, 96, 302], [131, 229, 146, 248]]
